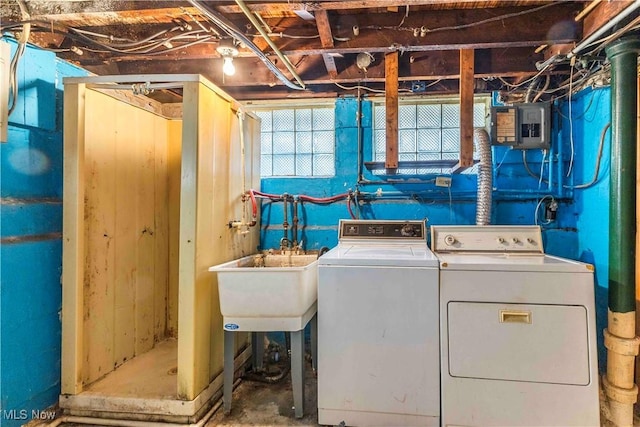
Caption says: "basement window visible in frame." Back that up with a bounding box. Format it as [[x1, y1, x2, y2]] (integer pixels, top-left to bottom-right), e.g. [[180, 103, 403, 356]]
[[372, 98, 489, 174], [254, 106, 335, 177]]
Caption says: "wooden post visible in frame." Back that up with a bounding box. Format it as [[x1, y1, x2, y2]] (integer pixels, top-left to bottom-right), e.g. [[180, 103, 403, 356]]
[[61, 83, 86, 394], [457, 49, 475, 171], [385, 51, 399, 173]]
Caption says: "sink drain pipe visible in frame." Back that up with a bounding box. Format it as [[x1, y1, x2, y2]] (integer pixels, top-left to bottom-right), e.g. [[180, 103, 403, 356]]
[[604, 37, 640, 427]]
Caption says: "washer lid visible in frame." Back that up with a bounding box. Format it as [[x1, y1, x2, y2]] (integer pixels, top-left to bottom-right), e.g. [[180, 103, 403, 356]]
[[436, 252, 594, 273], [318, 243, 439, 267]]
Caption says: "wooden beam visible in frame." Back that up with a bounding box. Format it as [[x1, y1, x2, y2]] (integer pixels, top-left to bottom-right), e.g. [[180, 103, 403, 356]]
[[385, 51, 399, 172], [458, 49, 475, 170], [32, 7, 204, 27], [314, 9, 338, 79], [582, 0, 635, 40], [215, 1, 553, 13], [31, 1, 554, 25]]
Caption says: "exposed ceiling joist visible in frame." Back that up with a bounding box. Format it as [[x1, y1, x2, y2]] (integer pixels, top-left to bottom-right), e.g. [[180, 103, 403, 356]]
[[314, 9, 338, 79]]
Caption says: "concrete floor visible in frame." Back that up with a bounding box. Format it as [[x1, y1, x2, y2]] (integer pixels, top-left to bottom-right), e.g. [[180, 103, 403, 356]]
[[206, 360, 319, 427]]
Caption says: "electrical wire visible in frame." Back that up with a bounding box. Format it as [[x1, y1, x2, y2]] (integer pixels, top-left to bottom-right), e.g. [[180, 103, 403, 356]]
[[538, 149, 547, 189], [522, 150, 548, 184], [333, 82, 412, 94], [534, 195, 555, 226], [7, 0, 30, 117], [423, 2, 557, 34], [359, 3, 556, 34], [564, 122, 610, 189], [567, 61, 575, 177]]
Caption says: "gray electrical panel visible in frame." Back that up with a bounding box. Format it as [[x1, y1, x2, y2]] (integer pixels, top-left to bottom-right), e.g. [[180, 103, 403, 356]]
[[491, 103, 551, 150]]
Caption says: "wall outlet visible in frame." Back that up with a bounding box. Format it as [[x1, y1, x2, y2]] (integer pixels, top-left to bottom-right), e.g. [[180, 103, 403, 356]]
[[435, 176, 451, 187]]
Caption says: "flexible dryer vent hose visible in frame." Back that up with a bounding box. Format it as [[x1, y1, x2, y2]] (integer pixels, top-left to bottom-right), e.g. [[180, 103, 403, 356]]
[[474, 128, 493, 225]]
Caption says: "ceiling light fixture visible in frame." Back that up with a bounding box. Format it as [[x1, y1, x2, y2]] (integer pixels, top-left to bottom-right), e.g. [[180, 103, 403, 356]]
[[216, 38, 239, 76]]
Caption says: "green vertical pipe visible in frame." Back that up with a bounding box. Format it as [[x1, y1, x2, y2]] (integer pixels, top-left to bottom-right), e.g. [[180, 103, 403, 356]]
[[606, 37, 640, 313]]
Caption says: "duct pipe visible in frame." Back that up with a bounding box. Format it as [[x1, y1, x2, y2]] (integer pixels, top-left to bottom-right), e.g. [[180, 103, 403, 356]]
[[234, 0, 306, 89], [186, 0, 304, 91], [568, 1, 640, 58], [603, 37, 640, 427], [474, 128, 492, 225]]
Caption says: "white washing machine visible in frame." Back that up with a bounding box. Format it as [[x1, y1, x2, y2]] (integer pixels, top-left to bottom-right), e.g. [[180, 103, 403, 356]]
[[431, 225, 600, 427], [317, 220, 440, 426]]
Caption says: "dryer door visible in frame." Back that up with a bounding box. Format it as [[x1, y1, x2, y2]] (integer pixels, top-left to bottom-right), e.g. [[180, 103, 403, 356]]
[[447, 302, 590, 386]]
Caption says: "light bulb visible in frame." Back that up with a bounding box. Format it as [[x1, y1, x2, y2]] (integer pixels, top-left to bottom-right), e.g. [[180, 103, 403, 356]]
[[222, 57, 235, 76]]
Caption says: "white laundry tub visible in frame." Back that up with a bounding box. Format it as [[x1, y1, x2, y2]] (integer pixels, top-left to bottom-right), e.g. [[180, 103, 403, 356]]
[[209, 253, 318, 331]]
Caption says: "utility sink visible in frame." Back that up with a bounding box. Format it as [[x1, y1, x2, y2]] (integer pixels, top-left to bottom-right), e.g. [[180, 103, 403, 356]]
[[209, 252, 318, 331]]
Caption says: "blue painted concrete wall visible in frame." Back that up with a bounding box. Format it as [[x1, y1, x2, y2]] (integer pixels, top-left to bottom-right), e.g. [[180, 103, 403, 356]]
[[0, 41, 87, 427], [261, 97, 577, 255], [566, 87, 611, 370], [260, 94, 609, 368]]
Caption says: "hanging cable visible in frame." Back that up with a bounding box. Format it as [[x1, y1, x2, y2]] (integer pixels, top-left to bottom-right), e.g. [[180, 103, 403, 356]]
[[564, 122, 610, 189], [566, 59, 576, 177], [7, 0, 30, 117], [534, 195, 555, 226]]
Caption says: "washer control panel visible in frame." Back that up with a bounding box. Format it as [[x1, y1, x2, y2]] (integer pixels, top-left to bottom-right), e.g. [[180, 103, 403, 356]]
[[431, 225, 543, 253], [339, 220, 425, 241]]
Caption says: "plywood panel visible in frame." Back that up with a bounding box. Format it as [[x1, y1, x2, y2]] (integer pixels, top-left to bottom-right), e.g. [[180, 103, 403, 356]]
[[208, 100, 232, 380], [82, 90, 117, 384], [113, 102, 138, 367], [167, 120, 182, 338], [74, 89, 173, 386], [62, 83, 86, 394], [177, 81, 199, 400], [154, 114, 170, 342], [135, 109, 157, 355]]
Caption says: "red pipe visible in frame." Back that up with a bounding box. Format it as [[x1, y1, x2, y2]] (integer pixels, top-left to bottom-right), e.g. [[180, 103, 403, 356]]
[[346, 197, 356, 219], [248, 189, 258, 218], [298, 192, 350, 203], [250, 189, 282, 199]]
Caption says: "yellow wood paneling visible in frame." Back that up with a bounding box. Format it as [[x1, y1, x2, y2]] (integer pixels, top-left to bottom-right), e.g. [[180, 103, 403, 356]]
[[167, 120, 182, 338], [153, 114, 170, 342], [77, 89, 172, 385], [134, 109, 157, 355], [64, 75, 259, 401], [83, 89, 117, 383], [62, 83, 86, 394], [112, 98, 140, 367], [177, 81, 199, 399]]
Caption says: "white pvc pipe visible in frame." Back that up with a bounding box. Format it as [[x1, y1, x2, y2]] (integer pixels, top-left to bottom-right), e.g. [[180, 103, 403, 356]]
[[568, 0, 640, 58]]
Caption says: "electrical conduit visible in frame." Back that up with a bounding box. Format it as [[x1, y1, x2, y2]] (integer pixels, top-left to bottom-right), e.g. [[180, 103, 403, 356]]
[[603, 37, 640, 427], [186, 0, 304, 91], [234, 0, 305, 89], [474, 128, 492, 225]]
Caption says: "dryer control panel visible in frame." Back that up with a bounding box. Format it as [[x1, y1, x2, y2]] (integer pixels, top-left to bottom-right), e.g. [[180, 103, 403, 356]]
[[431, 225, 543, 253], [339, 220, 425, 241]]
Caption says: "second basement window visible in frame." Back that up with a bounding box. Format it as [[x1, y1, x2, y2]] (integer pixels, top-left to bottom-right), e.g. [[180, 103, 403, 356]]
[[373, 99, 489, 174]]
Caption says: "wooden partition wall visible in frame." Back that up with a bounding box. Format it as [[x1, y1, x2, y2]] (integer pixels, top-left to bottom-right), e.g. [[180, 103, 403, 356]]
[[62, 75, 260, 403]]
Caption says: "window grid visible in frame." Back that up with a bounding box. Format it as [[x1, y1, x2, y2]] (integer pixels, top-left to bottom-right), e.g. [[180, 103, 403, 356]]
[[373, 101, 488, 175], [257, 107, 335, 177]]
